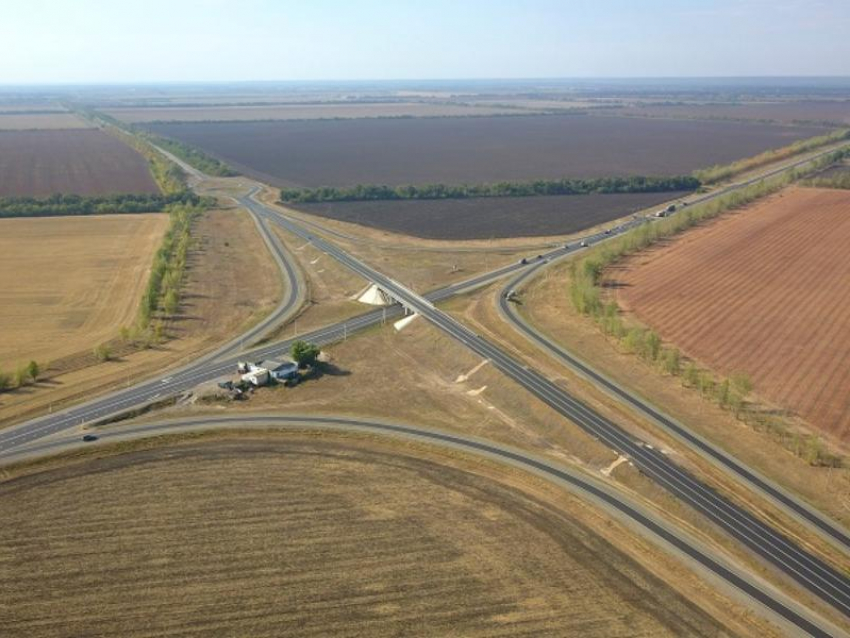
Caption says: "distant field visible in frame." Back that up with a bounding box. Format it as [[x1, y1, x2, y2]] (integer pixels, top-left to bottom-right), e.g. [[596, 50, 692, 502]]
[[609, 101, 850, 125], [145, 115, 825, 188], [105, 102, 533, 123], [612, 187, 850, 442], [0, 129, 159, 197], [0, 214, 167, 368], [295, 191, 687, 240], [0, 437, 731, 637], [0, 112, 90, 130]]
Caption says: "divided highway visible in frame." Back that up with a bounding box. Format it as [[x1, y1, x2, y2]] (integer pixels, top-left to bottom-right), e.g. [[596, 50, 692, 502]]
[[251, 195, 850, 622], [498, 256, 850, 554], [6, 413, 845, 638]]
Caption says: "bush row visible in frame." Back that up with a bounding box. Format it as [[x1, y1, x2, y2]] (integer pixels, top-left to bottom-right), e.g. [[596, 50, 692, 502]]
[[567, 150, 847, 468], [0, 191, 203, 218], [280, 175, 700, 204], [694, 128, 850, 184]]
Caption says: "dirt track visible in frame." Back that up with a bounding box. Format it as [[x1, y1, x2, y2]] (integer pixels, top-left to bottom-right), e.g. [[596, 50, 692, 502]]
[[0, 436, 735, 637], [612, 187, 850, 442]]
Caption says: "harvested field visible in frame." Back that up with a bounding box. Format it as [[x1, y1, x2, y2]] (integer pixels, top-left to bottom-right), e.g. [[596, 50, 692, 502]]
[[144, 115, 825, 188], [0, 214, 168, 369], [0, 112, 90, 130], [295, 191, 688, 240], [104, 102, 531, 123], [0, 436, 735, 637], [611, 187, 850, 442], [608, 101, 850, 126], [0, 129, 159, 197], [0, 208, 281, 426]]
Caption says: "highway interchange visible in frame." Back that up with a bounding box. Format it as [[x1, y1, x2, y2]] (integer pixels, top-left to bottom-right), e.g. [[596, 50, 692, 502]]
[[2, 142, 850, 637]]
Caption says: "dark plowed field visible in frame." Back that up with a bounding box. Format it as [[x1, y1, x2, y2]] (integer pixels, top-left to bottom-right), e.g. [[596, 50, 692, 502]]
[[145, 115, 825, 188], [610, 101, 850, 125], [295, 192, 688, 239], [0, 129, 159, 197]]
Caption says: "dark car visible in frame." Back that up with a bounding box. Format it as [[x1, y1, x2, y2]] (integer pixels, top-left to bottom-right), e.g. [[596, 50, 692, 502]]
[[520, 257, 528, 265], [82, 434, 98, 442]]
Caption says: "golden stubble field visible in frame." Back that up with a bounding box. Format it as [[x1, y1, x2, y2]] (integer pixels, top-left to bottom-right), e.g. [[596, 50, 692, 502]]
[[0, 435, 738, 637], [0, 214, 168, 368]]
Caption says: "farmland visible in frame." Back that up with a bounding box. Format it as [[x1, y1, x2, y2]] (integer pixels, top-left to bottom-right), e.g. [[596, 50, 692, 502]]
[[295, 191, 688, 240], [144, 115, 826, 188], [0, 436, 736, 637], [611, 187, 850, 443], [0, 129, 159, 197], [104, 101, 536, 123], [609, 100, 850, 126], [0, 214, 167, 369], [0, 112, 91, 130]]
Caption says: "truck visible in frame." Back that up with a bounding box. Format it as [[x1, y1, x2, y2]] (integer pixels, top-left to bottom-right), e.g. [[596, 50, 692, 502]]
[[241, 368, 270, 387]]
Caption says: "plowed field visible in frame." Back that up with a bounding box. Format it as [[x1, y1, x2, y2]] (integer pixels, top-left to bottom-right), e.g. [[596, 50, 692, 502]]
[[0, 129, 159, 197], [612, 187, 850, 441], [144, 115, 825, 188], [0, 436, 733, 637]]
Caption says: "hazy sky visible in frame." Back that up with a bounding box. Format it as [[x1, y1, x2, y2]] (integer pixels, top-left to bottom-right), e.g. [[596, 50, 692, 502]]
[[2, 0, 848, 83]]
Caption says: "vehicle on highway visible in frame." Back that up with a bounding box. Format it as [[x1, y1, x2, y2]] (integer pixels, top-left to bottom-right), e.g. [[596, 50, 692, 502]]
[[520, 257, 528, 265], [580, 240, 588, 247], [82, 434, 98, 442]]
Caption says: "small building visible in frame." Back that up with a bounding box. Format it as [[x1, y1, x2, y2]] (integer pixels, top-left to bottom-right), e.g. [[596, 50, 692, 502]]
[[262, 359, 300, 381], [242, 368, 270, 387]]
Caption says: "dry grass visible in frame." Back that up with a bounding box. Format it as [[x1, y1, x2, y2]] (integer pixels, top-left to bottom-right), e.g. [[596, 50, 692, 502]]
[[0, 433, 756, 637], [0, 209, 281, 426], [0, 214, 168, 368], [519, 252, 850, 535]]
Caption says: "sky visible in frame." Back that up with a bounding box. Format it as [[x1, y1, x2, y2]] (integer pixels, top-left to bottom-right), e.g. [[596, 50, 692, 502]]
[[1, 0, 848, 83]]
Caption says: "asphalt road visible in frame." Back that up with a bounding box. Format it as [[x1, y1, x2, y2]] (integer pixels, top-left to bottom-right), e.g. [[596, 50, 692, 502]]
[[7, 413, 844, 638], [250, 192, 850, 620], [498, 254, 850, 554], [2, 136, 848, 630]]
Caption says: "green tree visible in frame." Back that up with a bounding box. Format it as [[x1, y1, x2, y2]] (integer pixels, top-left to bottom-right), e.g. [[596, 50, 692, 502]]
[[683, 362, 700, 388], [623, 328, 645, 355], [291, 340, 321, 368], [731, 372, 753, 396], [661, 348, 681, 375], [644, 331, 662, 361], [164, 289, 179, 315], [26, 360, 40, 382], [94, 344, 112, 362], [13, 365, 29, 388]]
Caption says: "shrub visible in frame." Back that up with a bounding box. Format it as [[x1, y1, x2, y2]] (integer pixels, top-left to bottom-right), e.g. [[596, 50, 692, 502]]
[[94, 344, 112, 362]]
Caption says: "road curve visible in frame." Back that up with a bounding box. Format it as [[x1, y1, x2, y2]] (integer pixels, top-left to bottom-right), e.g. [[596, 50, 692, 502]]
[[6, 413, 845, 638], [497, 252, 850, 555], [253, 192, 850, 620]]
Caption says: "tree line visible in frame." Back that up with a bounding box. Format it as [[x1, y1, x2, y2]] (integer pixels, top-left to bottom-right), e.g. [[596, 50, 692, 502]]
[[280, 175, 701, 204], [140, 133, 239, 177], [0, 192, 205, 218], [567, 151, 846, 468]]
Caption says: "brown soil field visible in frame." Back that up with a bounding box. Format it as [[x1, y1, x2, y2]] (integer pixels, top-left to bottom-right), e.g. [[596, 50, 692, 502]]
[[0, 209, 281, 426], [608, 101, 850, 125], [0, 112, 91, 130], [0, 129, 159, 197], [144, 115, 825, 188], [0, 435, 743, 637], [104, 102, 530, 123], [0, 214, 168, 369], [295, 191, 689, 240], [611, 187, 850, 443]]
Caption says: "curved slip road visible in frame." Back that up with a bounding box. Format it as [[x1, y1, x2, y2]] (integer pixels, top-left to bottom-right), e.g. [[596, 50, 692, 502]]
[[251, 192, 850, 621], [497, 250, 850, 555], [6, 413, 846, 638]]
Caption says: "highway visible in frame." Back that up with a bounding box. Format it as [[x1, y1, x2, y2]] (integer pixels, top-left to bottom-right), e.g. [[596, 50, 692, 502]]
[[5, 413, 845, 638], [248, 194, 850, 621], [497, 253, 850, 554], [2, 138, 849, 633]]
